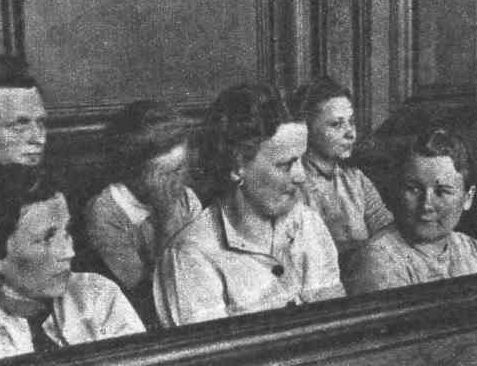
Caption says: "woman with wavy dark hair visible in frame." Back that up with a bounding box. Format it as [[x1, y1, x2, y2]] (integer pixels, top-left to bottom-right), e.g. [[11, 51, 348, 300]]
[[154, 83, 345, 327], [84, 101, 201, 328]]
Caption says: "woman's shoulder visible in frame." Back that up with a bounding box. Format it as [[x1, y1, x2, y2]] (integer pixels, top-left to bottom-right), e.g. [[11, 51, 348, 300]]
[[84, 184, 116, 214], [167, 203, 222, 253], [365, 225, 406, 254], [65, 272, 122, 301], [451, 231, 477, 249]]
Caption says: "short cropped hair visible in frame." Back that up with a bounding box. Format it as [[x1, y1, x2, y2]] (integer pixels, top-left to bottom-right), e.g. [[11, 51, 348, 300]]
[[289, 76, 351, 129], [405, 128, 475, 190], [197, 83, 293, 196]]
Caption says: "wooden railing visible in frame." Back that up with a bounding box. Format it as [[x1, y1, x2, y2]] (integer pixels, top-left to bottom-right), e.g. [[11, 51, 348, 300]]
[[2, 274, 477, 365]]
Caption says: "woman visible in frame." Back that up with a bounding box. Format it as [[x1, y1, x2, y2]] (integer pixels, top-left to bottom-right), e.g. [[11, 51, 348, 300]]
[[291, 76, 393, 280], [347, 128, 477, 295], [154, 83, 345, 327], [0, 185, 144, 359], [84, 101, 202, 328]]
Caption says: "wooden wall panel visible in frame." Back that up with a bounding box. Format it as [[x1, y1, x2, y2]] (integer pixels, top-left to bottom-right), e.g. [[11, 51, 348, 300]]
[[416, 0, 475, 94], [326, 0, 353, 91], [24, 0, 258, 111]]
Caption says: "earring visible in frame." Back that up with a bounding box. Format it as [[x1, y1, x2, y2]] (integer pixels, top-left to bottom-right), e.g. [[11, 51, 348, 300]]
[[230, 172, 244, 187]]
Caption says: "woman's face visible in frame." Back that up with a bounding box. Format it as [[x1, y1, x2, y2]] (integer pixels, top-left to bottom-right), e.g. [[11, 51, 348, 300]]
[[399, 154, 475, 243], [0, 194, 75, 298], [142, 142, 188, 200], [307, 96, 355, 162], [239, 123, 307, 218]]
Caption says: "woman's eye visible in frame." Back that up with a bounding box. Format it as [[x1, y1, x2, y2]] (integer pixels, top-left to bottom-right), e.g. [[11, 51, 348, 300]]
[[328, 120, 343, 128], [405, 184, 421, 195], [277, 161, 293, 172], [435, 188, 454, 197]]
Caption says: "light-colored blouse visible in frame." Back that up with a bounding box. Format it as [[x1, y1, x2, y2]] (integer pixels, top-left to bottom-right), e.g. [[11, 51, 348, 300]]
[[347, 225, 477, 295], [84, 183, 202, 290], [301, 153, 394, 256], [154, 201, 345, 327], [0, 273, 145, 359]]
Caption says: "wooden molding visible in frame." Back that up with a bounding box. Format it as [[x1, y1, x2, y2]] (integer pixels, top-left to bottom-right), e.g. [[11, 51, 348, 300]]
[[389, 0, 416, 111], [352, 0, 373, 136], [6, 274, 477, 365], [310, 0, 328, 78], [1, 0, 25, 58], [255, 0, 276, 83]]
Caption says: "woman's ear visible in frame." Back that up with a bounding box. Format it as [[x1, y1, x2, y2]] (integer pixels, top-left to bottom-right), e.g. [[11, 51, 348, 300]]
[[230, 148, 245, 183], [230, 168, 245, 185], [463, 185, 476, 211]]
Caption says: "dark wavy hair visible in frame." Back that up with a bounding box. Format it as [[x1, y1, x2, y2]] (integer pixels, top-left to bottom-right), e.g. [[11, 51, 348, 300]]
[[196, 83, 293, 198], [289, 76, 351, 130], [405, 128, 475, 190], [0, 165, 57, 259]]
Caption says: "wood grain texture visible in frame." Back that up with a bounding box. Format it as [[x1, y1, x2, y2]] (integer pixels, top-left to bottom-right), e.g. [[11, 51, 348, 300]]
[[4, 274, 477, 365]]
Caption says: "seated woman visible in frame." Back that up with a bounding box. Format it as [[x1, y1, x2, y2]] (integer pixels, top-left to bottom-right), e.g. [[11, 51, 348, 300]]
[[154, 83, 345, 327], [84, 101, 202, 328], [347, 128, 477, 295], [0, 185, 144, 359], [291, 76, 393, 282]]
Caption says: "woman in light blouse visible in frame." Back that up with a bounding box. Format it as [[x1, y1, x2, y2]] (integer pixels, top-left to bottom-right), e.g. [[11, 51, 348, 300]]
[[154, 83, 345, 327], [291, 76, 393, 286]]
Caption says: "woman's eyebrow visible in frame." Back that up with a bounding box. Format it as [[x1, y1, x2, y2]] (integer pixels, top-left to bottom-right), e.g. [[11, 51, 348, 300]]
[[43, 226, 58, 241]]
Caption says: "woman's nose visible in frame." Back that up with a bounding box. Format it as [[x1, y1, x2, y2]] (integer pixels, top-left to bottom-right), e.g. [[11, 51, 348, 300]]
[[54, 233, 75, 262], [291, 160, 306, 185], [28, 120, 47, 146], [421, 189, 435, 211], [344, 122, 356, 141]]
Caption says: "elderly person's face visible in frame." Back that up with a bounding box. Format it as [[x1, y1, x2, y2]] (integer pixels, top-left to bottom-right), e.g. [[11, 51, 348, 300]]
[[308, 96, 355, 162], [0, 87, 47, 166], [399, 154, 475, 242], [0, 194, 74, 298], [238, 122, 307, 218]]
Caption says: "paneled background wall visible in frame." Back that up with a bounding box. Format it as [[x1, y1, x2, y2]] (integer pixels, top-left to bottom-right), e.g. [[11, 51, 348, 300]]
[[0, 0, 475, 200]]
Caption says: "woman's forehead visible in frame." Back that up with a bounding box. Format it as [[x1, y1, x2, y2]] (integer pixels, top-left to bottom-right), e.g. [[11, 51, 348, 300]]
[[0, 87, 46, 124], [405, 155, 464, 185], [18, 193, 69, 233]]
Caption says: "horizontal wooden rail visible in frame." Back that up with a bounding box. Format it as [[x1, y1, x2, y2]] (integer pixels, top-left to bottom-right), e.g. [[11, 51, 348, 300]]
[[3, 274, 477, 365]]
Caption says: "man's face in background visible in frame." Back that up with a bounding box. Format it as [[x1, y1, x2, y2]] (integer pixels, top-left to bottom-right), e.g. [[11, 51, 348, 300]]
[[0, 87, 47, 166]]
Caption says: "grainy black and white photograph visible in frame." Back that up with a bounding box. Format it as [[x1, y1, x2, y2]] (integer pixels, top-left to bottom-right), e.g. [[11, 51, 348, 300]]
[[0, 1, 476, 365]]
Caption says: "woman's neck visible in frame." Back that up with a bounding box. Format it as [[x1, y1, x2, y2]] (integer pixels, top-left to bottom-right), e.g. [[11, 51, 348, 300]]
[[308, 149, 337, 176], [398, 223, 450, 255], [223, 189, 274, 247]]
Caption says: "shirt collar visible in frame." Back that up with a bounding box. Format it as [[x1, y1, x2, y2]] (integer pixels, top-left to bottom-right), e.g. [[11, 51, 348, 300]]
[[303, 151, 340, 181], [218, 200, 302, 255], [110, 183, 152, 225]]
